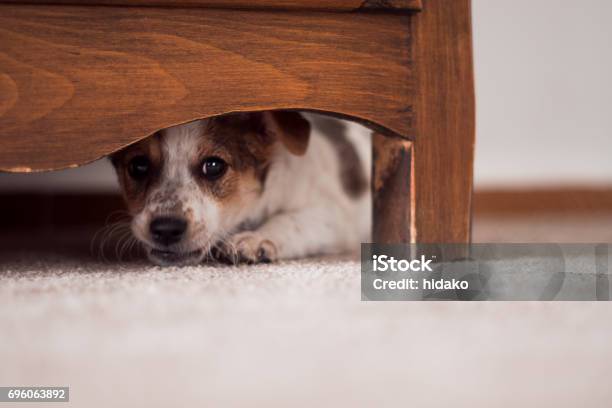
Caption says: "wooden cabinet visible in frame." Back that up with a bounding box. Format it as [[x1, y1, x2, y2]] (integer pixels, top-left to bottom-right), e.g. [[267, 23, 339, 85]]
[[0, 0, 475, 246]]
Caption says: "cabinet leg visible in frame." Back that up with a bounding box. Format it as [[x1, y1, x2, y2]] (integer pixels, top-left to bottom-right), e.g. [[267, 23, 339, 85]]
[[411, 0, 475, 248], [372, 134, 414, 244], [372, 0, 475, 259]]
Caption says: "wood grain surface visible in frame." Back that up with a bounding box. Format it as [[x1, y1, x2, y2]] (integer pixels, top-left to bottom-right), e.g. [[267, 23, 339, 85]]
[[372, 133, 414, 244], [411, 0, 475, 245], [0, 0, 422, 11], [0, 5, 413, 172]]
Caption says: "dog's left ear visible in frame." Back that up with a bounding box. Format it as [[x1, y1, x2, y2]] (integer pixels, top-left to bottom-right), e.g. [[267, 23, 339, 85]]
[[262, 111, 311, 156]]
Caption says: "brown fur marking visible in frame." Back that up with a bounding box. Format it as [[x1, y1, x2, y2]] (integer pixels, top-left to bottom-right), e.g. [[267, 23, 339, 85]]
[[315, 116, 368, 199], [110, 133, 162, 214], [192, 113, 276, 201]]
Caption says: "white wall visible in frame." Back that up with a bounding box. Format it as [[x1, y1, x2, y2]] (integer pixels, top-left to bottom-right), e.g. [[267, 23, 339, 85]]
[[473, 0, 612, 187], [0, 159, 119, 192], [1, 0, 611, 192]]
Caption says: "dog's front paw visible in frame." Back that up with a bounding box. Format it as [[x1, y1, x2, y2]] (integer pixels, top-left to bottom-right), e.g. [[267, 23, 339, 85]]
[[217, 232, 279, 264]]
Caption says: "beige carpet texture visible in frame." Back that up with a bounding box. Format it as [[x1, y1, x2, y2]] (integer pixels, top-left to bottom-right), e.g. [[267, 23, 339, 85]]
[[1, 216, 612, 407]]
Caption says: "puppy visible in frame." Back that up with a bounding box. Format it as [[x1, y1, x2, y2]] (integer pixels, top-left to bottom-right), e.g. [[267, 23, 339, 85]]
[[111, 111, 371, 266]]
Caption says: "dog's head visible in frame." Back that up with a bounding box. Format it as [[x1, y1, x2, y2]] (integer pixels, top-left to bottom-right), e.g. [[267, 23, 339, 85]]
[[111, 111, 310, 265]]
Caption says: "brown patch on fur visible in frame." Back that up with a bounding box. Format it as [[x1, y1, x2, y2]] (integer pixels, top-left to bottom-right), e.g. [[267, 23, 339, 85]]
[[188, 111, 310, 205], [179, 113, 276, 204], [314, 116, 368, 199], [204, 113, 275, 171], [110, 133, 162, 214]]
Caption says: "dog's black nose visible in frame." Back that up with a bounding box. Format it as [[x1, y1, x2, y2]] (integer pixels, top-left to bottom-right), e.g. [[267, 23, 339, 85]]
[[150, 217, 187, 246]]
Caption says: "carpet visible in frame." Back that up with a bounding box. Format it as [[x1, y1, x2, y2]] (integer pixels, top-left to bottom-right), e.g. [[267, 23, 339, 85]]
[[1, 217, 612, 407]]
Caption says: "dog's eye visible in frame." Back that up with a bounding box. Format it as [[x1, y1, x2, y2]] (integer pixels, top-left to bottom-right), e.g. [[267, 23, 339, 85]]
[[128, 155, 150, 180], [201, 157, 227, 180]]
